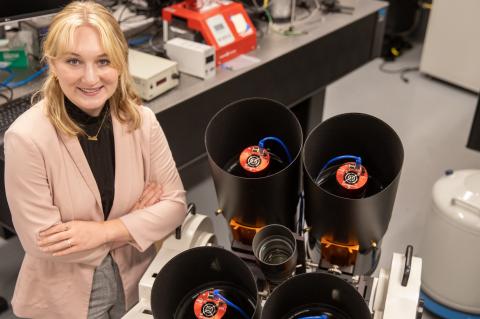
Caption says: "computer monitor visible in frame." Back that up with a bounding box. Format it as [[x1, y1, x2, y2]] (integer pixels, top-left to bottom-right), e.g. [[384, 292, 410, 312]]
[[0, 0, 71, 25]]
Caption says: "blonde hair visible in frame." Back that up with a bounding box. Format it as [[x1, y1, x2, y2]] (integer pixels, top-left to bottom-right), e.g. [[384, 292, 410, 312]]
[[40, 0, 141, 136]]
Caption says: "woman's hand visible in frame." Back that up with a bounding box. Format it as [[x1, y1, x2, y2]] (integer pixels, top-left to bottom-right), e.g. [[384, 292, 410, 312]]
[[37, 221, 107, 256], [37, 182, 163, 256], [131, 182, 163, 211]]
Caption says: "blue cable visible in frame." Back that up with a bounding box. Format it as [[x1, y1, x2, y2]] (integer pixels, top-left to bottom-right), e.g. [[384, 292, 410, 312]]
[[0, 67, 16, 84], [1, 65, 48, 89], [420, 291, 480, 319], [320, 155, 362, 172], [128, 35, 153, 46], [298, 316, 328, 319], [258, 136, 292, 163], [315, 155, 362, 184], [213, 289, 250, 319]]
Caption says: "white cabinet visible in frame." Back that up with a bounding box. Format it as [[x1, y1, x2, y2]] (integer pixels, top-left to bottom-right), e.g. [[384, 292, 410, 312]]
[[420, 0, 480, 93]]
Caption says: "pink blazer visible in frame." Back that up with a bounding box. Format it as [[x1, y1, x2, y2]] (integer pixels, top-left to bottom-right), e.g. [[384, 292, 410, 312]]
[[4, 100, 187, 319]]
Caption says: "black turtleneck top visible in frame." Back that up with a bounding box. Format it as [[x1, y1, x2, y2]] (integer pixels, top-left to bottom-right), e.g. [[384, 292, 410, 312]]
[[65, 98, 115, 219]]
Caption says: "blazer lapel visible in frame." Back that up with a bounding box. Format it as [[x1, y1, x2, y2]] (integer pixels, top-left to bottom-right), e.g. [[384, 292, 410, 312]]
[[109, 114, 128, 218], [59, 131, 103, 211], [109, 113, 146, 219]]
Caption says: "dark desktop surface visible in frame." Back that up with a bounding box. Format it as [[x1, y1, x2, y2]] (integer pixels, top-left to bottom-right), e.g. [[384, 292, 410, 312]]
[[0, 0, 69, 23], [0, 0, 388, 234]]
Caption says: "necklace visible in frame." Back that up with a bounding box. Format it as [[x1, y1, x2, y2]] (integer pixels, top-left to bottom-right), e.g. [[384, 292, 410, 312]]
[[85, 106, 110, 141]]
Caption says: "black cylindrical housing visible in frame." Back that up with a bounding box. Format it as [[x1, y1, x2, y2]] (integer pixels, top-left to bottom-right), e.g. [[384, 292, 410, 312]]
[[151, 246, 260, 319], [252, 224, 298, 284], [261, 272, 371, 319], [205, 98, 303, 229], [303, 113, 404, 250]]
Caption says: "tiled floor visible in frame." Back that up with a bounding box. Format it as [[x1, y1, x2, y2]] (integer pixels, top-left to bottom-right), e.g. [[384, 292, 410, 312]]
[[1, 43, 478, 318]]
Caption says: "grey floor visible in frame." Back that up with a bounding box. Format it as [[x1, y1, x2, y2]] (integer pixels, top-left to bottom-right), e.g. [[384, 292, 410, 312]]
[[324, 45, 479, 275], [1, 43, 478, 318]]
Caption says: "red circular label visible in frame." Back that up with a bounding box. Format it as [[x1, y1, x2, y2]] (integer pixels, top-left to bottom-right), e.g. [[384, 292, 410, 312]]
[[194, 290, 227, 319], [239, 146, 270, 173], [336, 162, 368, 190]]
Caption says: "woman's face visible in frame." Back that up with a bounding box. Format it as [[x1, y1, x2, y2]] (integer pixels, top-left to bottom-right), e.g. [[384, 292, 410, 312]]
[[51, 24, 119, 117]]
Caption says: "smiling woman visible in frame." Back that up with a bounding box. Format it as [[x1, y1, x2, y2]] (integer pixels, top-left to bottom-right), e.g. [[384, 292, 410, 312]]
[[41, 0, 141, 136], [3, 1, 187, 319], [50, 25, 120, 117]]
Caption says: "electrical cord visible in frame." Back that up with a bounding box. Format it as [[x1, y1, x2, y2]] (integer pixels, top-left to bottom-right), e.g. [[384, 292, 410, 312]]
[[125, 17, 158, 41], [316, 155, 362, 183], [128, 34, 153, 46], [321, 155, 361, 171], [117, 0, 152, 23], [0, 67, 15, 84], [295, 191, 305, 234], [117, 1, 145, 24], [0, 83, 14, 101], [320, 0, 354, 14], [295, 2, 314, 22], [258, 136, 293, 163], [120, 13, 148, 24], [400, 67, 420, 83], [148, 29, 166, 54], [379, 61, 419, 83], [117, 3, 130, 24], [266, 7, 309, 37], [1, 65, 48, 89], [298, 315, 329, 319], [273, 25, 309, 36], [250, 0, 308, 37], [212, 290, 250, 319]]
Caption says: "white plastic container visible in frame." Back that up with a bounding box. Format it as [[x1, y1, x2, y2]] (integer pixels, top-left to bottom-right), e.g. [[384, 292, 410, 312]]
[[421, 169, 480, 314]]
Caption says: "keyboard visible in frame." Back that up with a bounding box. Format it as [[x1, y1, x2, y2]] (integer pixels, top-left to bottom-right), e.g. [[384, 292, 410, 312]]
[[0, 93, 33, 135]]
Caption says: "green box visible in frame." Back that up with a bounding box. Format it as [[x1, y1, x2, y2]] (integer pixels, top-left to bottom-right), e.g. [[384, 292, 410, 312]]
[[0, 48, 29, 68]]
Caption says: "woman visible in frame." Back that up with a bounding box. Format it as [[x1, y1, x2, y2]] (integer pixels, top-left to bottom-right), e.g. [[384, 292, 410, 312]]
[[4, 1, 187, 318]]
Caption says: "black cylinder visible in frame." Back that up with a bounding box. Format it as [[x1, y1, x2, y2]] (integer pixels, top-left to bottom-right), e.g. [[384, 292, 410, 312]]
[[205, 98, 303, 229], [252, 224, 298, 284], [261, 272, 371, 319], [303, 113, 404, 250], [151, 246, 260, 319]]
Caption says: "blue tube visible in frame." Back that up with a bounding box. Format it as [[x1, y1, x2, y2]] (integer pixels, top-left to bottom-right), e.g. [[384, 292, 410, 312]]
[[320, 155, 362, 172], [2, 65, 48, 88], [128, 35, 153, 46], [258, 136, 292, 163], [213, 289, 250, 319], [420, 291, 480, 319], [315, 155, 362, 184], [297, 316, 328, 319], [0, 67, 15, 84]]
